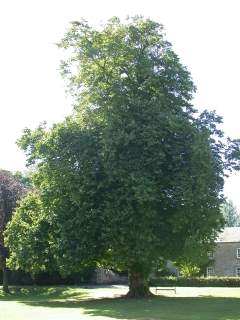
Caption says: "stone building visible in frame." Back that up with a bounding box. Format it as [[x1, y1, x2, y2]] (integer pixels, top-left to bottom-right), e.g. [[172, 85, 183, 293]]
[[207, 227, 240, 277]]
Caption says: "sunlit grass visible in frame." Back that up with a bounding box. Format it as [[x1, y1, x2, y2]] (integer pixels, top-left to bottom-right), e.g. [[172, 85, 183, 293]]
[[1, 286, 240, 320]]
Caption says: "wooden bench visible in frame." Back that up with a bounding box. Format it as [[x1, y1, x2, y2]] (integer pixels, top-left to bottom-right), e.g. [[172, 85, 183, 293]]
[[155, 287, 176, 294]]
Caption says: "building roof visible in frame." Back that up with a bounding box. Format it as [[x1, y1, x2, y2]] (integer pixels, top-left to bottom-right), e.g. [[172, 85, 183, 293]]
[[216, 227, 240, 243]]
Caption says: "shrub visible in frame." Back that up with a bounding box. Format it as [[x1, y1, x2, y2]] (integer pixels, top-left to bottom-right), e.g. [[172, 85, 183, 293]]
[[178, 263, 201, 277]]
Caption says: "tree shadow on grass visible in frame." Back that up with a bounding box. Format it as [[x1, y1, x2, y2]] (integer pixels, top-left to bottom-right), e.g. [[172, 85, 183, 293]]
[[20, 295, 240, 320], [0, 286, 88, 302]]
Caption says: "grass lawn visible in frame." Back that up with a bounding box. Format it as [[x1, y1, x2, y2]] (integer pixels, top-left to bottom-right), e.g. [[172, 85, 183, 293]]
[[1, 285, 240, 320]]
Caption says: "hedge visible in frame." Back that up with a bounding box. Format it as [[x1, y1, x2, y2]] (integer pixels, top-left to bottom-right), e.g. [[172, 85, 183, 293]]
[[150, 276, 240, 287], [0, 268, 95, 285]]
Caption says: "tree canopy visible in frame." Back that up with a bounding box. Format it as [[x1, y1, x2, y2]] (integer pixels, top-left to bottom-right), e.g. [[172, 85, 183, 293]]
[[5, 17, 240, 297]]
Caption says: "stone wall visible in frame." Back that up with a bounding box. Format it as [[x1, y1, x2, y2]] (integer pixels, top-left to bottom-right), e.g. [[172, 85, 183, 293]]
[[91, 268, 128, 284], [211, 242, 240, 276]]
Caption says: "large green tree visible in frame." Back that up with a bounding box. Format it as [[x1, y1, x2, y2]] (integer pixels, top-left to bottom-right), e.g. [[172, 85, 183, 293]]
[[5, 17, 240, 297], [0, 170, 26, 292]]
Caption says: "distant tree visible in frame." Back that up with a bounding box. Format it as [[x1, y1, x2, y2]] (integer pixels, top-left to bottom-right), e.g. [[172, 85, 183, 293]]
[[14, 171, 33, 189], [221, 199, 240, 227], [5, 17, 240, 297], [0, 170, 26, 293]]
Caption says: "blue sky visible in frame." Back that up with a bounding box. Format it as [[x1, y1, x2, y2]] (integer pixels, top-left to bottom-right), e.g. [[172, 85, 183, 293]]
[[1, 0, 240, 209]]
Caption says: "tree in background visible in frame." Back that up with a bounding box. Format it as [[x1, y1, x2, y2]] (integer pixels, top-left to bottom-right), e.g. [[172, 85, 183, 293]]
[[221, 199, 240, 227], [14, 171, 33, 190], [0, 170, 26, 292], [5, 17, 240, 297]]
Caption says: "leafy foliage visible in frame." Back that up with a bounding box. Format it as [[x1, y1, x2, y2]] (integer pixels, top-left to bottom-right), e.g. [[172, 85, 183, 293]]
[[0, 170, 26, 256], [0, 169, 26, 291], [177, 263, 201, 277], [5, 17, 240, 296]]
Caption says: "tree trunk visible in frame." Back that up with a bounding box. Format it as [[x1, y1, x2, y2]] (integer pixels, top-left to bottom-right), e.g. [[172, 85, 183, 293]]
[[2, 257, 9, 294], [126, 263, 153, 298]]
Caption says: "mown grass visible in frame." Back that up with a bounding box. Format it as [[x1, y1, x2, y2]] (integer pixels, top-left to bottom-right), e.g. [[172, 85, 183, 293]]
[[0, 285, 88, 301], [1, 286, 240, 320]]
